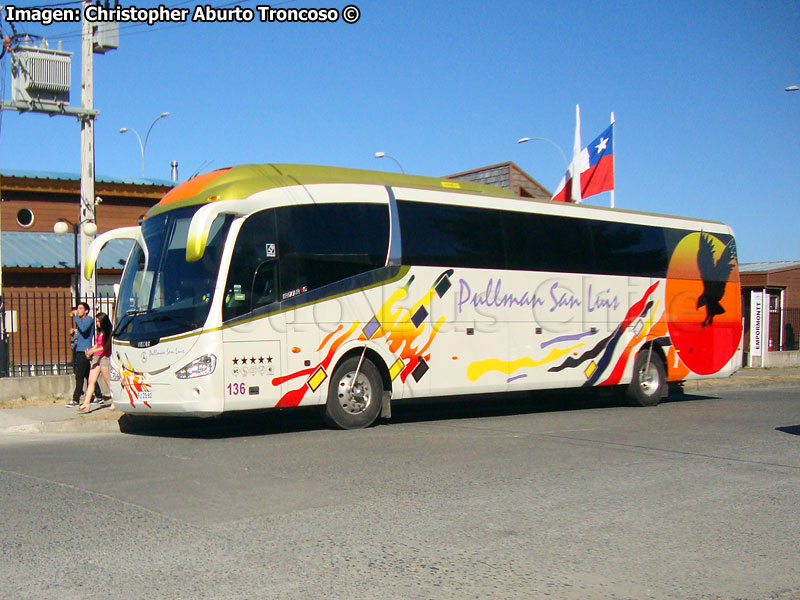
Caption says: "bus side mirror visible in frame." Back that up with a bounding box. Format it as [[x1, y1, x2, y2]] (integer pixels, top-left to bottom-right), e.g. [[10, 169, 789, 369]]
[[186, 204, 225, 263], [84, 226, 148, 280], [185, 198, 269, 262]]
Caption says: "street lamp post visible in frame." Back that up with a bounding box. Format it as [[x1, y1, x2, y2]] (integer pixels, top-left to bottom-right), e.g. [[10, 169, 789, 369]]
[[54, 218, 97, 300], [516, 137, 569, 170], [119, 112, 170, 178], [374, 151, 405, 173]]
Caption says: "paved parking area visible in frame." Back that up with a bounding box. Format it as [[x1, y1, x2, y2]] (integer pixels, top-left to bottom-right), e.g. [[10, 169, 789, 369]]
[[1, 386, 799, 599]]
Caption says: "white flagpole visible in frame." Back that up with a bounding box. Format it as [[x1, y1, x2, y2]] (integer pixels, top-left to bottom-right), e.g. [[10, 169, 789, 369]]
[[610, 111, 616, 208], [571, 104, 582, 204]]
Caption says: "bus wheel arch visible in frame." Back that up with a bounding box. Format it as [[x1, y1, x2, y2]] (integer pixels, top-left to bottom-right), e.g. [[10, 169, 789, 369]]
[[336, 347, 392, 394], [324, 349, 389, 429], [625, 343, 667, 407]]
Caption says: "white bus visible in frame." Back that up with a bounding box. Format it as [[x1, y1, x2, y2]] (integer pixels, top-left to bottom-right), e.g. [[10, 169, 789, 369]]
[[86, 164, 743, 428]]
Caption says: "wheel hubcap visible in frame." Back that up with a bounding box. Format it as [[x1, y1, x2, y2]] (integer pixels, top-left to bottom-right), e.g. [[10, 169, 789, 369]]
[[338, 371, 372, 415], [639, 364, 659, 396]]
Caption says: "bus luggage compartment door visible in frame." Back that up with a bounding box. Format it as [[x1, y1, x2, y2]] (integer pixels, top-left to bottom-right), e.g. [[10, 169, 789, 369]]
[[222, 339, 282, 409]]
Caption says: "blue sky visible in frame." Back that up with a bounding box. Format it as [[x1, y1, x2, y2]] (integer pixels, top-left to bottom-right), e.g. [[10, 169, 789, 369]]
[[0, 0, 798, 262]]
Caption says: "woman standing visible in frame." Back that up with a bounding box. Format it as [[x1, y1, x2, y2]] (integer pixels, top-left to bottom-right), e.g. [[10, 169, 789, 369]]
[[78, 312, 113, 413]]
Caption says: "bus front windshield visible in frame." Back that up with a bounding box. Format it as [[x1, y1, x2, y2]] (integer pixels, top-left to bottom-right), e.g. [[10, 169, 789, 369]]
[[114, 205, 233, 341]]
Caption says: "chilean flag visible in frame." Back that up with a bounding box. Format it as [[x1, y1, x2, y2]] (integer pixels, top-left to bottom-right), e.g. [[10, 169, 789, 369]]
[[551, 123, 615, 203]]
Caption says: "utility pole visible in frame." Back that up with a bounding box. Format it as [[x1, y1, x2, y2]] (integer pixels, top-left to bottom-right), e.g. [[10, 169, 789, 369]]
[[80, 0, 96, 300]]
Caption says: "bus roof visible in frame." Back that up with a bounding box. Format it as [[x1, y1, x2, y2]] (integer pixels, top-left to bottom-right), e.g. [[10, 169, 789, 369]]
[[147, 163, 521, 218], [147, 163, 728, 231]]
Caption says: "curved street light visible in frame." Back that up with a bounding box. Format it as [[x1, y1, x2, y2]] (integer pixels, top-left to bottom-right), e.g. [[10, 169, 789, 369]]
[[517, 136, 569, 170], [120, 112, 170, 178], [54, 218, 98, 299], [374, 151, 405, 173]]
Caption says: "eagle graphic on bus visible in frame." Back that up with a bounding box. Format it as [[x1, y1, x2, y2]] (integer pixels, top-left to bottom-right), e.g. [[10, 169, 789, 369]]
[[696, 231, 737, 328]]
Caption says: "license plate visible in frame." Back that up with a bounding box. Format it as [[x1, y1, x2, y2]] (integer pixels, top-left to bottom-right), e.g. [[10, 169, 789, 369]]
[[138, 390, 153, 402]]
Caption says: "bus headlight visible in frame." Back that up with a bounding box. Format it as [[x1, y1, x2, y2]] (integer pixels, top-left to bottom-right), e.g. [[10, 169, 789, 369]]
[[175, 354, 217, 379]]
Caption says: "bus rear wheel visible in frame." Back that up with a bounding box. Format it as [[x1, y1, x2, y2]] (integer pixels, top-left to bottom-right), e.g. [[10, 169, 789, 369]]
[[324, 356, 383, 429], [626, 350, 666, 407]]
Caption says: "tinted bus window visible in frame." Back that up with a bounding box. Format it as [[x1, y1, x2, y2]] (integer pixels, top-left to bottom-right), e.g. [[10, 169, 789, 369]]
[[277, 203, 389, 298], [591, 221, 668, 278], [503, 211, 594, 274], [398, 200, 506, 269]]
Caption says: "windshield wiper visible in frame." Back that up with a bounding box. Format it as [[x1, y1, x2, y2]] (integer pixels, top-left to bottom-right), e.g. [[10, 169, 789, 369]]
[[139, 314, 199, 330], [114, 308, 153, 336]]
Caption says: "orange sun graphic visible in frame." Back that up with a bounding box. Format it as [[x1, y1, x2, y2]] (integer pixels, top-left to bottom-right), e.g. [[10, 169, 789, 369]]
[[665, 232, 742, 375]]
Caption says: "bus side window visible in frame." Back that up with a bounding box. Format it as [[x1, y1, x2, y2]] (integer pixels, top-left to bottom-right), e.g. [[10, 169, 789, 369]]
[[276, 202, 389, 297], [223, 210, 277, 322], [251, 261, 277, 311]]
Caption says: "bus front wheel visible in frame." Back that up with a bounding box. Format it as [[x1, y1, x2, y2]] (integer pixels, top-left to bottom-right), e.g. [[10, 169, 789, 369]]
[[626, 350, 666, 407], [325, 356, 384, 429]]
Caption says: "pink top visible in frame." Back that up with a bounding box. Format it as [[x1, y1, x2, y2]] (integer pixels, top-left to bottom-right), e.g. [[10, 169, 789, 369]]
[[94, 332, 112, 358]]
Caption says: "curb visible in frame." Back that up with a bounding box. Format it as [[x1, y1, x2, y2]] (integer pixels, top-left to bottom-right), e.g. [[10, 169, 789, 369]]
[[0, 408, 122, 434], [680, 376, 800, 394], [3, 418, 122, 434]]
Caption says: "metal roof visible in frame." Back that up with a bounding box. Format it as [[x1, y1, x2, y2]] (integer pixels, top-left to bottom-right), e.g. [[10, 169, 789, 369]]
[[739, 261, 800, 274], [1, 231, 132, 270], [1, 168, 175, 187]]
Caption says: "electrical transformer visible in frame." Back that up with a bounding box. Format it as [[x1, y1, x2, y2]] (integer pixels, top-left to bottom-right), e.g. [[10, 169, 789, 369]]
[[11, 45, 72, 105]]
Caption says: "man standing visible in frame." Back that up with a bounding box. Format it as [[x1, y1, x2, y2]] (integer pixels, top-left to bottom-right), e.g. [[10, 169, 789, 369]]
[[67, 302, 100, 407]]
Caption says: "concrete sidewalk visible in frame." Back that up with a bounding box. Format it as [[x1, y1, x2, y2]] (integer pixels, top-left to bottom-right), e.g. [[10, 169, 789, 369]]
[[0, 401, 122, 434], [2, 367, 800, 435], [680, 366, 800, 392]]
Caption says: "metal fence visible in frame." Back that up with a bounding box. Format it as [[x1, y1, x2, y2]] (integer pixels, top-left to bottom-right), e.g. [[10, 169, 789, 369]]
[[1, 292, 116, 377], [781, 307, 800, 351]]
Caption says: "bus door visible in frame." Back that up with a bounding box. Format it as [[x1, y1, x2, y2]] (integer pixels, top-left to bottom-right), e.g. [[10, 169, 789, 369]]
[[222, 310, 284, 409], [221, 209, 286, 408]]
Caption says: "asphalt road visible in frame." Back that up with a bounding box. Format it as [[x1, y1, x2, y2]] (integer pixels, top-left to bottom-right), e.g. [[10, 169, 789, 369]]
[[1, 387, 799, 600]]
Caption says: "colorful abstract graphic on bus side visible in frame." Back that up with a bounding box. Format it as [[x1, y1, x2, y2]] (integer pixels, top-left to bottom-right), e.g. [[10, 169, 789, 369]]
[[118, 362, 153, 408], [273, 270, 453, 407]]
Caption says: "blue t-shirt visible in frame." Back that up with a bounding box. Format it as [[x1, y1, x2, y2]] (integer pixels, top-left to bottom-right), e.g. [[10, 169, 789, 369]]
[[73, 314, 95, 352]]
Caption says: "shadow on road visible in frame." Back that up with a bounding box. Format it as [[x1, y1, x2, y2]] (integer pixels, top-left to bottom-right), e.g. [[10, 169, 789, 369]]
[[118, 387, 720, 440], [118, 406, 325, 439], [776, 425, 800, 436]]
